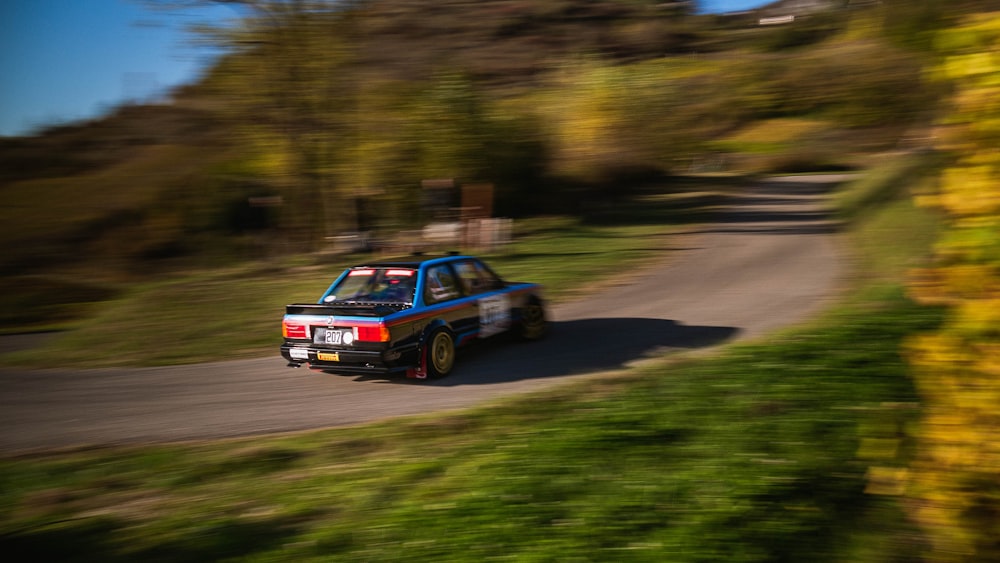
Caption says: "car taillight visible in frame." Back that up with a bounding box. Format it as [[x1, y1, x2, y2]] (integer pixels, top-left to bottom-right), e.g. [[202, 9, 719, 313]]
[[283, 321, 308, 339], [355, 323, 390, 342]]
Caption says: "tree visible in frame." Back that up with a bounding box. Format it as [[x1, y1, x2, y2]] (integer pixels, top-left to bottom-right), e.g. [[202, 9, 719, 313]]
[[149, 0, 363, 247], [898, 12, 1000, 561]]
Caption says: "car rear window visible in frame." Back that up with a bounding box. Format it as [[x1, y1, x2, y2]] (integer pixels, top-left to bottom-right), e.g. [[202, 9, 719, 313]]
[[324, 268, 416, 303]]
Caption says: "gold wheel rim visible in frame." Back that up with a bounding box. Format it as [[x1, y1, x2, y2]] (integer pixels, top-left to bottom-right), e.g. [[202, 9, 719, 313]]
[[523, 305, 545, 337], [431, 333, 454, 374]]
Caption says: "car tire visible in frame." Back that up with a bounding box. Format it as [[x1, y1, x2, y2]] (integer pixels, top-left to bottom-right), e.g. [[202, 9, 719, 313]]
[[426, 328, 456, 378], [518, 299, 548, 341]]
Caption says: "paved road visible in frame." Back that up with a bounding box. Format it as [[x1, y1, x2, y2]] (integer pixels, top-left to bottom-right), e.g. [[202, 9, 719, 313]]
[[0, 176, 847, 453]]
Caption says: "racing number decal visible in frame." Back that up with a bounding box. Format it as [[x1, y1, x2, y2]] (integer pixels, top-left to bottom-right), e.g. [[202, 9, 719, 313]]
[[478, 294, 512, 338]]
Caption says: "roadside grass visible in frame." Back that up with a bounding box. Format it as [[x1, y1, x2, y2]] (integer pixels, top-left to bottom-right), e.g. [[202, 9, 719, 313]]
[[0, 162, 945, 561], [832, 151, 940, 224], [709, 118, 832, 155], [0, 276, 120, 335], [0, 187, 722, 368]]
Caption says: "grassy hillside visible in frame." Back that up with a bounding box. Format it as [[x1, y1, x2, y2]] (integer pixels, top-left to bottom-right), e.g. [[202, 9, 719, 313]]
[[0, 0, 963, 338]]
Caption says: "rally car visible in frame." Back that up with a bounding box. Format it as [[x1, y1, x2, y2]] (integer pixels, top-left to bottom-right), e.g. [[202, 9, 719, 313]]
[[280, 254, 547, 379]]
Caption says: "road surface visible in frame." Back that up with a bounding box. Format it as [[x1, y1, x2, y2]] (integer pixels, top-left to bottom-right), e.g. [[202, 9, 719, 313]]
[[0, 176, 847, 453]]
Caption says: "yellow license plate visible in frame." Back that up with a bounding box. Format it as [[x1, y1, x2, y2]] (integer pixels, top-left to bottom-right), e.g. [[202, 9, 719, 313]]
[[317, 352, 339, 362]]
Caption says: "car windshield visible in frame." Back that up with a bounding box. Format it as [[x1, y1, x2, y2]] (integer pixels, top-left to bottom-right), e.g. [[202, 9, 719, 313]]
[[323, 268, 416, 304]]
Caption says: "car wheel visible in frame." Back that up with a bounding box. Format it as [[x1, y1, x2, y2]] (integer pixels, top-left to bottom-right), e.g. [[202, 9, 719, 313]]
[[519, 300, 547, 341], [426, 329, 456, 378]]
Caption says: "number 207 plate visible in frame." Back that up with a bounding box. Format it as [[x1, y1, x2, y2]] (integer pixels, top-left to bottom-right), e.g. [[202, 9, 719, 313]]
[[315, 328, 343, 345]]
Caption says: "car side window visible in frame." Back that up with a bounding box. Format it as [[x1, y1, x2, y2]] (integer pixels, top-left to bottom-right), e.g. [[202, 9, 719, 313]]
[[472, 260, 503, 292], [423, 264, 462, 304], [454, 260, 490, 295]]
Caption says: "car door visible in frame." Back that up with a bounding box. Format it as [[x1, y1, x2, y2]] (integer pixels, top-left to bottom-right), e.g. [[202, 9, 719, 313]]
[[421, 262, 479, 342], [453, 258, 512, 339]]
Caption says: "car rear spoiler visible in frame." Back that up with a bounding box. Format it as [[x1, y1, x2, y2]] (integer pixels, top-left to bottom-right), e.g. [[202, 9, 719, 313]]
[[285, 302, 408, 317]]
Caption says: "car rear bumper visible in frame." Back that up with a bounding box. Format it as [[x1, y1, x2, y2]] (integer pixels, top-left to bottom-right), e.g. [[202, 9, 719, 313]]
[[280, 343, 415, 375]]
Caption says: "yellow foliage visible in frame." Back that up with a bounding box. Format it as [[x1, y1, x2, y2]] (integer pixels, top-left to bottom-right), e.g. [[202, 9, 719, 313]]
[[900, 12, 1000, 562], [942, 52, 997, 81], [245, 133, 294, 179], [865, 466, 908, 496], [942, 265, 998, 299], [954, 299, 1000, 335], [938, 164, 1000, 216], [976, 343, 1000, 375], [909, 333, 975, 367], [721, 118, 829, 144]]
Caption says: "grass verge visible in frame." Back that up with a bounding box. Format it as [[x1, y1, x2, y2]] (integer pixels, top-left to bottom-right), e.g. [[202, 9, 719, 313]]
[[832, 151, 941, 225]]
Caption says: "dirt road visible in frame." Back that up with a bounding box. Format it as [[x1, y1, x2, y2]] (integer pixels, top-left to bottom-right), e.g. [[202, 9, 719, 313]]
[[0, 176, 847, 453]]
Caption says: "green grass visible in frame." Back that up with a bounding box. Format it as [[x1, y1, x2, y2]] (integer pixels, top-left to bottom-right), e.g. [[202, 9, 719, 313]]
[[0, 276, 120, 335], [0, 158, 945, 561], [831, 152, 940, 224], [710, 118, 832, 155]]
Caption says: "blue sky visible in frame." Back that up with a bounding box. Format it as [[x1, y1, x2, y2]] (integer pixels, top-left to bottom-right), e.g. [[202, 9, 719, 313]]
[[0, 0, 234, 137], [0, 0, 771, 138], [698, 0, 772, 14]]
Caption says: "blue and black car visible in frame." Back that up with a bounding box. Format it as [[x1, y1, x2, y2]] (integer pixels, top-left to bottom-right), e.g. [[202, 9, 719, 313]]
[[280, 254, 547, 379]]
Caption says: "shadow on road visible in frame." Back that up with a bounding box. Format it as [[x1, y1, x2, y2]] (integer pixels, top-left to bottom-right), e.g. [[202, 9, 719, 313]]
[[352, 318, 738, 386]]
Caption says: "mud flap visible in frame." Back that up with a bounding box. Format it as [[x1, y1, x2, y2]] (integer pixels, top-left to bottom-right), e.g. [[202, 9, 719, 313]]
[[406, 346, 429, 379]]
